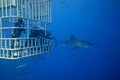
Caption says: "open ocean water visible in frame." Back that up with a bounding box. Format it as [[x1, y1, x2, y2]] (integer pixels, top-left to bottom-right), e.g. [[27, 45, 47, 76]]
[[0, 0, 120, 80]]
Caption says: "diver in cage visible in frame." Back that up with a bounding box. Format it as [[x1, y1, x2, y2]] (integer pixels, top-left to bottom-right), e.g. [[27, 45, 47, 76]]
[[11, 18, 26, 48], [25, 26, 58, 49], [12, 18, 25, 38], [25, 26, 38, 47], [25, 26, 42, 47], [45, 31, 58, 47]]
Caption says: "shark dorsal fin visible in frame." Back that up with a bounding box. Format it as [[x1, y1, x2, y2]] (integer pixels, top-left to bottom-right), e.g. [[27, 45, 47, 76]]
[[70, 34, 76, 40]]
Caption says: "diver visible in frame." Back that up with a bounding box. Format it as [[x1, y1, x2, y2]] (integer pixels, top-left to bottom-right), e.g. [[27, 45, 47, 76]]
[[12, 18, 25, 38], [38, 30, 58, 48], [29, 26, 42, 38], [25, 26, 58, 52], [45, 32, 58, 48], [25, 26, 40, 47], [11, 18, 25, 48]]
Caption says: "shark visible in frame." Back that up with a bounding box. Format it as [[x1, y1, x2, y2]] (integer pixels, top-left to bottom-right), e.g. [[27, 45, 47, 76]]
[[60, 34, 93, 48]]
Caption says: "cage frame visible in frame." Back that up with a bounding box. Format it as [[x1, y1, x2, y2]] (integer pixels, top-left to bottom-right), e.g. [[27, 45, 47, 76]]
[[0, 0, 52, 59]]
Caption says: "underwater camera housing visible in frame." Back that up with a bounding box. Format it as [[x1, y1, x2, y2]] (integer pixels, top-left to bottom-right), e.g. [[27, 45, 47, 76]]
[[0, 0, 52, 59]]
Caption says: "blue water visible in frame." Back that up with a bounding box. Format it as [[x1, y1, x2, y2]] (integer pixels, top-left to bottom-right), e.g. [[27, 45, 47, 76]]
[[0, 0, 120, 80]]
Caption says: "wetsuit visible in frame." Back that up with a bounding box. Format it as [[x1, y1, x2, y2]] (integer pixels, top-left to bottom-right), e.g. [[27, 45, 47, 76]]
[[11, 18, 25, 48]]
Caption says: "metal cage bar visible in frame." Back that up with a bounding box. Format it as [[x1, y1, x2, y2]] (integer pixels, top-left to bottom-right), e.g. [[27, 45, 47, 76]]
[[0, 0, 51, 23]]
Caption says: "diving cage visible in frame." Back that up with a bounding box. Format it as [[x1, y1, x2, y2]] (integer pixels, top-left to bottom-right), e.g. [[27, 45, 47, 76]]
[[0, 0, 52, 59]]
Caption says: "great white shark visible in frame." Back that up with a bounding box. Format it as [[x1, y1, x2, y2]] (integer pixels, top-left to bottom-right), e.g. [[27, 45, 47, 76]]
[[60, 34, 93, 48]]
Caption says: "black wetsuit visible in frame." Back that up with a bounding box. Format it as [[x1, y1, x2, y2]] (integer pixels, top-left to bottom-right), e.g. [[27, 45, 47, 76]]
[[25, 29, 44, 47], [12, 20, 25, 38], [25, 28, 58, 47], [11, 19, 25, 48]]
